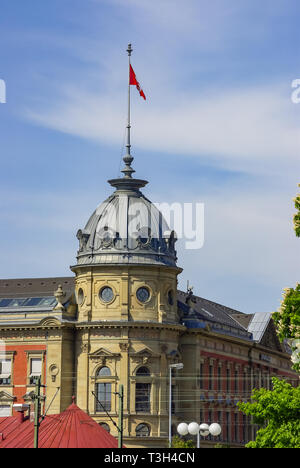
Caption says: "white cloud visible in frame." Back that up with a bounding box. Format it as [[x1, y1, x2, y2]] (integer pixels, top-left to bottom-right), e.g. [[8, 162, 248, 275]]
[[175, 187, 300, 313], [25, 82, 300, 176]]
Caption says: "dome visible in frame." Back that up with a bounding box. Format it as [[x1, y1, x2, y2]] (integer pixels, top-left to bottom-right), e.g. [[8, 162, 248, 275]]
[[75, 181, 178, 268], [74, 78, 178, 268]]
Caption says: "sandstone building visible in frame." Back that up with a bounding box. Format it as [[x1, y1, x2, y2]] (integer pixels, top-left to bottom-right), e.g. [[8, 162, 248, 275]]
[[0, 126, 297, 448]]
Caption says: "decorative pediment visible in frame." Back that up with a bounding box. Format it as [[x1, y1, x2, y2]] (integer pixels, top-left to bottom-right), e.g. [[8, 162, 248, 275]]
[[22, 391, 35, 402], [89, 347, 120, 367], [89, 347, 119, 359], [22, 391, 46, 402], [0, 390, 15, 402], [130, 347, 158, 365], [38, 317, 61, 328]]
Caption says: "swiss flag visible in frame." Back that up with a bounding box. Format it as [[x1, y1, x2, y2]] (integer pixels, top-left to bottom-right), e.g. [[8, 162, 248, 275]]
[[129, 64, 146, 100]]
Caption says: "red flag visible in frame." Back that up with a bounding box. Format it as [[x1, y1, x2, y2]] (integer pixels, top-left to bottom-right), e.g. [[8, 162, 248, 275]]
[[129, 64, 146, 100]]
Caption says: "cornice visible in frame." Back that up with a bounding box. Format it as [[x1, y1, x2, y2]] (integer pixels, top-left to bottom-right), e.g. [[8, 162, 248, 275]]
[[75, 320, 186, 332]]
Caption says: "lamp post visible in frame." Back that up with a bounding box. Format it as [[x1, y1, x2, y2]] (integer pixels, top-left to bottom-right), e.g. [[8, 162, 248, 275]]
[[169, 363, 184, 447], [177, 421, 221, 448]]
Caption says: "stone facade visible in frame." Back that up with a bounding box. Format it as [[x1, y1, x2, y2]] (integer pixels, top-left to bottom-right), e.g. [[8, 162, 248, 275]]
[[0, 164, 298, 448]]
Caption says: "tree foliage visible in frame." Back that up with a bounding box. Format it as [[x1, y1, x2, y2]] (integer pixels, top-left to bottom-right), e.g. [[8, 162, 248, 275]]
[[272, 184, 300, 372], [273, 285, 300, 372], [238, 378, 300, 448], [171, 436, 195, 448], [293, 183, 300, 237]]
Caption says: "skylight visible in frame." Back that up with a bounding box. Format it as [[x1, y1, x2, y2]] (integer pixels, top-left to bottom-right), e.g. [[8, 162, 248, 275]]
[[0, 297, 57, 308]]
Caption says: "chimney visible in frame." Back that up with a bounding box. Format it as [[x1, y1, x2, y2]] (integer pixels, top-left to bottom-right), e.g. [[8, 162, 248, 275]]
[[13, 404, 30, 423]]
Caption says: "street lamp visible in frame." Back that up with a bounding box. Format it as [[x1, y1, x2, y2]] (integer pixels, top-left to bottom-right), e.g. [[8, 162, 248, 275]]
[[169, 363, 184, 447], [177, 421, 221, 448]]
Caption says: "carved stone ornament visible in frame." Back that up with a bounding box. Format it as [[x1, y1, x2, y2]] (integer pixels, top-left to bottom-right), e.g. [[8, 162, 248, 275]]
[[130, 348, 155, 365], [53, 284, 66, 312], [119, 342, 130, 352], [89, 347, 120, 364], [49, 364, 59, 382], [99, 357, 106, 366], [76, 229, 90, 252], [80, 342, 90, 354]]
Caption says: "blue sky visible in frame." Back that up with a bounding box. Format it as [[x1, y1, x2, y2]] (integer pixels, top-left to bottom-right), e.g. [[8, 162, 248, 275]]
[[0, 0, 299, 313]]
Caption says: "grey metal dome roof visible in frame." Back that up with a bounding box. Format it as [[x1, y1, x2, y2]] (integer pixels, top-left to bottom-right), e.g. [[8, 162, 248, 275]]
[[75, 182, 178, 267], [74, 71, 178, 269]]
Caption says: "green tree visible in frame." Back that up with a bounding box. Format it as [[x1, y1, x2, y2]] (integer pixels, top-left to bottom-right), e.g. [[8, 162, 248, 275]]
[[238, 377, 300, 448], [273, 184, 300, 372], [293, 183, 300, 237], [171, 435, 195, 448]]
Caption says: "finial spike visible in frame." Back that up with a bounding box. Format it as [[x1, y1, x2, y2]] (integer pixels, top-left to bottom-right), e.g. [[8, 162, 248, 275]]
[[127, 43, 132, 56], [121, 43, 135, 178]]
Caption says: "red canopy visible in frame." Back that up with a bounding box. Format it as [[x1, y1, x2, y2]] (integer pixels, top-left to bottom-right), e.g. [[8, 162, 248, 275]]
[[0, 402, 120, 448]]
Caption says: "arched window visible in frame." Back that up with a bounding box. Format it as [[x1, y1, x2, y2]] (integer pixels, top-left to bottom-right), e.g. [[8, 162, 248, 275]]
[[136, 366, 150, 376], [99, 422, 110, 433], [97, 366, 111, 377], [136, 423, 150, 437], [95, 367, 111, 412], [135, 367, 151, 412]]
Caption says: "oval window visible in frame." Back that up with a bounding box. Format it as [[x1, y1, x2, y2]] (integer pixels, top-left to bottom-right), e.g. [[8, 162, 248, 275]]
[[77, 288, 84, 305], [100, 286, 114, 303], [136, 287, 150, 303]]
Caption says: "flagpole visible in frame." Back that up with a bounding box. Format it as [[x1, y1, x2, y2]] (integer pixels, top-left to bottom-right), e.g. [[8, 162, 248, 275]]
[[125, 43, 132, 173], [127, 43, 131, 141]]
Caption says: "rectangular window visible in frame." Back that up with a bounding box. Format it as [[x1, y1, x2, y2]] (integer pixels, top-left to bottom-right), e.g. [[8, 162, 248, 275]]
[[234, 413, 238, 442], [209, 364, 213, 390], [217, 411, 222, 441], [135, 383, 151, 412], [226, 368, 230, 393], [234, 369, 238, 394], [96, 383, 111, 412], [29, 358, 42, 384], [243, 414, 247, 442], [171, 384, 176, 414], [226, 412, 231, 442], [199, 363, 203, 389], [0, 405, 11, 417], [218, 366, 221, 391], [0, 359, 11, 385]]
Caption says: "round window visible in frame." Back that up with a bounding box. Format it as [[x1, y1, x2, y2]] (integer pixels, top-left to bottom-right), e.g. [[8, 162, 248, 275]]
[[100, 286, 114, 303], [136, 287, 150, 303], [77, 288, 84, 305]]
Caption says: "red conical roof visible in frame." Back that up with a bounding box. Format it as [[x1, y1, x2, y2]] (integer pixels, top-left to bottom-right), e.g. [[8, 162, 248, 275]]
[[0, 402, 121, 448]]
